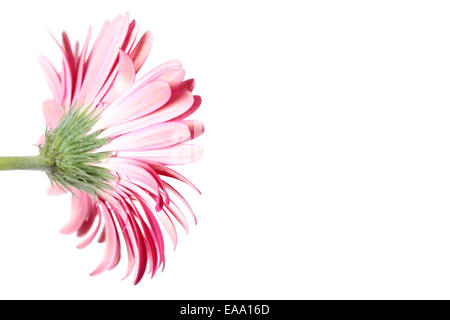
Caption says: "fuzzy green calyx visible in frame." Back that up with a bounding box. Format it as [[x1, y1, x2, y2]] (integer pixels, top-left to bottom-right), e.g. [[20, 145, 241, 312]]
[[39, 107, 114, 196]]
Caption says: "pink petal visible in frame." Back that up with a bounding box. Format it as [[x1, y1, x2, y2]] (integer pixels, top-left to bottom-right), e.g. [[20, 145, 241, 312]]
[[181, 120, 205, 139], [72, 27, 91, 102], [101, 158, 160, 198], [164, 200, 189, 234], [76, 199, 96, 237], [154, 68, 185, 88], [163, 181, 197, 224], [96, 80, 171, 129], [130, 31, 152, 72], [171, 95, 202, 122], [121, 20, 138, 53], [42, 100, 62, 129], [118, 144, 204, 165], [60, 192, 89, 235], [150, 162, 201, 194], [102, 89, 194, 136], [78, 14, 130, 106], [134, 60, 182, 88], [38, 56, 63, 104], [157, 210, 177, 249], [61, 57, 73, 108], [102, 122, 191, 152], [178, 79, 195, 92], [90, 203, 121, 275], [48, 32, 74, 109], [61, 32, 76, 75], [102, 50, 136, 104], [77, 211, 101, 249]]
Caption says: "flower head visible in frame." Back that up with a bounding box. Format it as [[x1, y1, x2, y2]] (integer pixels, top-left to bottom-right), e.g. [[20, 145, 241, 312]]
[[38, 13, 203, 284]]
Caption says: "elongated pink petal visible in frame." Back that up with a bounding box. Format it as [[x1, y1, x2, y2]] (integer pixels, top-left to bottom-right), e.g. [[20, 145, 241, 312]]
[[77, 211, 101, 249], [163, 181, 197, 224], [101, 89, 194, 136], [48, 32, 75, 109], [178, 79, 195, 92], [78, 14, 130, 106], [171, 95, 202, 122], [103, 122, 191, 152], [181, 120, 205, 139], [130, 31, 152, 72], [90, 203, 121, 275], [102, 158, 160, 196], [134, 60, 182, 88], [164, 200, 189, 234], [118, 144, 203, 165], [102, 50, 136, 104], [122, 20, 138, 53], [76, 199, 96, 237], [146, 161, 201, 193], [42, 100, 61, 129], [61, 32, 76, 76], [157, 210, 177, 249], [61, 57, 73, 108], [154, 68, 185, 88], [96, 80, 171, 129], [73, 27, 91, 102], [60, 192, 89, 235], [39, 56, 63, 104]]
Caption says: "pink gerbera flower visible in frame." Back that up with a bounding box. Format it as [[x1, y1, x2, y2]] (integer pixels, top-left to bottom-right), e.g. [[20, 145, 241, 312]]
[[0, 13, 203, 284]]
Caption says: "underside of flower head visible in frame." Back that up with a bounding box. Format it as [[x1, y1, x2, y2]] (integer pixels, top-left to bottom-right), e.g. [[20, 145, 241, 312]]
[[38, 13, 204, 284], [39, 107, 114, 196]]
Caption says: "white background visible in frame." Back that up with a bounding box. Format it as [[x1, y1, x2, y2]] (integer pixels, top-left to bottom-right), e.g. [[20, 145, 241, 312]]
[[1, 0, 450, 299]]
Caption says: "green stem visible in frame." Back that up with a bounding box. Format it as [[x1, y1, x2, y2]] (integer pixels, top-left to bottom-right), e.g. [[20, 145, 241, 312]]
[[0, 155, 50, 171]]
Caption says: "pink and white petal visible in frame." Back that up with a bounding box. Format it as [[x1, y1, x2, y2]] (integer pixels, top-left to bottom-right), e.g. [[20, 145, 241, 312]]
[[153, 68, 185, 88], [181, 120, 205, 139], [73, 27, 91, 102], [76, 200, 97, 237], [149, 162, 201, 194], [78, 14, 130, 106], [170, 95, 202, 122], [102, 122, 191, 152], [101, 89, 194, 137], [90, 203, 121, 275], [60, 192, 89, 235], [38, 56, 63, 104], [121, 20, 138, 53], [101, 158, 160, 196], [61, 57, 73, 108], [164, 200, 189, 234], [129, 31, 152, 72], [178, 79, 195, 92], [117, 144, 203, 165], [61, 31, 76, 74], [163, 181, 197, 224], [156, 210, 177, 249], [77, 212, 102, 249], [42, 99, 62, 129], [48, 32, 75, 109], [134, 60, 182, 89], [96, 80, 171, 129], [102, 50, 136, 104]]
